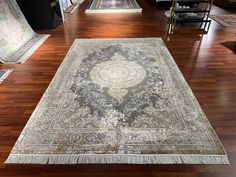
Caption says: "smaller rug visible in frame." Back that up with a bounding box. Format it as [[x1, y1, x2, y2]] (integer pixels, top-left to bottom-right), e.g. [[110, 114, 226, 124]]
[[0, 34, 50, 64], [86, 0, 142, 13], [0, 69, 12, 83], [210, 14, 236, 28], [0, 0, 50, 63]]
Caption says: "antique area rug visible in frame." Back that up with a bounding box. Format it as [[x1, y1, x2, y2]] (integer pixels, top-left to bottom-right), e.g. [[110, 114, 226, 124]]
[[86, 0, 142, 13], [0, 69, 12, 83], [6, 38, 229, 164], [0, 0, 50, 63], [210, 14, 236, 28]]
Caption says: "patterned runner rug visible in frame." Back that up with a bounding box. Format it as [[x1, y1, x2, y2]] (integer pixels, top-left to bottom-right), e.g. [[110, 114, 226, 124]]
[[0, 69, 12, 83], [6, 38, 229, 164], [0, 0, 50, 63], [210, 14, 236, 28], [86, 0, 142, 13]]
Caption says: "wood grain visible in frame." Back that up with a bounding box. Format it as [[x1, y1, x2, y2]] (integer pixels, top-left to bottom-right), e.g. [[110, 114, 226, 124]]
[[0, 0, 236, 176]]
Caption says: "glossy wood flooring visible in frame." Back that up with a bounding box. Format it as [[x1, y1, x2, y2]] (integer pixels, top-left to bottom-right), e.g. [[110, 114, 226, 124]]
[[0, 0, 236, 176]]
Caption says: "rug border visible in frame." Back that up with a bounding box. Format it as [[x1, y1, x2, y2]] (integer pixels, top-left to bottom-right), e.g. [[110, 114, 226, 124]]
[[210, 15, 236, 28], [5, 153, 229, 164], [0, 69, 13, 83], [5, 38, 229, 165], [0, 34, 50, 64], [85, 8, 142, 13]]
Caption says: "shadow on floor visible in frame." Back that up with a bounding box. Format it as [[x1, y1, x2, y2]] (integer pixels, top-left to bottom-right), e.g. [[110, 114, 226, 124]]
[[221, 41, 236, 54]]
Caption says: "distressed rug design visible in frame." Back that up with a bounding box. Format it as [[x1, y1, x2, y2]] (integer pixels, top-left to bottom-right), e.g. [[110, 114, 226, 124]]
[[0, 0, 50, 63], [210, 14, 236, 28], [0, 69, 12, 83], [6, 38, 229, 164], [86, 0, 142, 13]]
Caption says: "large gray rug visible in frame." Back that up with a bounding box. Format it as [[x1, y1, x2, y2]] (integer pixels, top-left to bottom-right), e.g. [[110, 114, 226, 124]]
[[0, 0, 50, 63], [86, 0, 142, 13], [6, 38, 229, 164]]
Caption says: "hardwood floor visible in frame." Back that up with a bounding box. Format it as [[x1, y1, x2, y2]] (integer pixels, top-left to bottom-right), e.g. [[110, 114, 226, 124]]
[[0, 0, 236, 176]]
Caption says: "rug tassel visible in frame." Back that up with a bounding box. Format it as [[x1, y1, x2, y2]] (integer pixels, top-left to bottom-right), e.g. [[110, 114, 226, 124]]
[[5, 154, 229, 164]]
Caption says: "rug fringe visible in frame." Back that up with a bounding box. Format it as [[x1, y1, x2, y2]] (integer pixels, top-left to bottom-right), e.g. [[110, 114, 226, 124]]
[[5, 154, 229, 164]]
